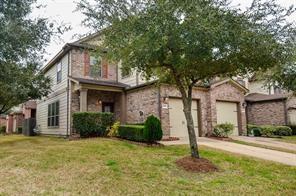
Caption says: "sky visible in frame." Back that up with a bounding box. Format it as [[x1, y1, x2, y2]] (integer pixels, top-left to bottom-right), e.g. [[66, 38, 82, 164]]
[[33, 0, 296, 64]]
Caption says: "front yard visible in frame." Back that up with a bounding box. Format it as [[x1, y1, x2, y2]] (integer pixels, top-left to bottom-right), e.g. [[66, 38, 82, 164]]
[[0, 135, 295, 195]]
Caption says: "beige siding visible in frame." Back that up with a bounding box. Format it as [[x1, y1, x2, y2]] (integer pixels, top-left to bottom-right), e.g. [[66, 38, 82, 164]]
[[248, 81, 272, 95], [36, 53, 69, 135]]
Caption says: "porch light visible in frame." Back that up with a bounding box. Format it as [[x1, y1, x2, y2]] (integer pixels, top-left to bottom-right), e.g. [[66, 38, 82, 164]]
[[163, 97, 169, 103], [97, 100, 102, 105]]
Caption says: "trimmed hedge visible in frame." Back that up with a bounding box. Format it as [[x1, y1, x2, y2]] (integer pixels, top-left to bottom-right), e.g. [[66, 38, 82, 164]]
[[118, 115, 163, 142], [118, 125, 145, 141], [73, 112, 114, 137], [289, 125, 296, 135], [213, 123, 234, 137], [247, 124, 292, 137]]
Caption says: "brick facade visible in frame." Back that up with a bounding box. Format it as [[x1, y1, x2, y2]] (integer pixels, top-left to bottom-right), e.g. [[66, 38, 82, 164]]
[[71, 48, 117, 81], [246, 100, 287, 126], [125, 81, 247, 137], [126, 86, 159, 124]]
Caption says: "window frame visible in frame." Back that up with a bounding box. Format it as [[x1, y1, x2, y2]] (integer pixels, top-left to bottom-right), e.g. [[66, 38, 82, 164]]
[[57, 62, 62, 83], [47, 101, 59, 128]]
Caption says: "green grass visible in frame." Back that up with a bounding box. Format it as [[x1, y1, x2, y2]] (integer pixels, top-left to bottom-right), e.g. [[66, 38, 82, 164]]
[[231, 139, 296, 154], [276, 136, 296, 144], [0, 135, 295, 195]]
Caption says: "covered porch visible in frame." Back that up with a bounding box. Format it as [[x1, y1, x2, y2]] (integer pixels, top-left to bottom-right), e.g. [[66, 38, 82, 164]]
[[70, 77, 128, 123]]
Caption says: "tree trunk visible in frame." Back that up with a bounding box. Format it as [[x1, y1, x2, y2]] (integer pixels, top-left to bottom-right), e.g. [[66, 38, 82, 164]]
[[182, 97, 200, 159]]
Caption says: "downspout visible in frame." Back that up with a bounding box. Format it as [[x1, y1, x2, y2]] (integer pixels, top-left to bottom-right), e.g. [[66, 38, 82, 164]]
[[66, 52, 70, 137], [157, 86, 161, 119], [284, 98, 288, 125]]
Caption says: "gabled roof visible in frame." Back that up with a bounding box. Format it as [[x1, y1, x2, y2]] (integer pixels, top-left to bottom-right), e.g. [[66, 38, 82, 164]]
[[210, 78, 249, 93], [245, 93, 287, 102], [42, 32, 101, 73]]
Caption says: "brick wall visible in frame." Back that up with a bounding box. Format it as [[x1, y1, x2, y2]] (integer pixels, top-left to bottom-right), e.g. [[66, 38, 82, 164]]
[[246, 100, 286, 125], [70, 48, 117, 81], [126, 85, 159, 125]]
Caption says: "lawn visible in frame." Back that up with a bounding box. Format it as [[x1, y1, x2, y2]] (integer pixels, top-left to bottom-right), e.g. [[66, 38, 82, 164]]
[[276, 136, 296, 144], [0, 135, 295, 195]]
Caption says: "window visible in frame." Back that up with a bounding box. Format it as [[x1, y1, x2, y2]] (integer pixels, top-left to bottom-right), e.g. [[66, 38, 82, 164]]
[[90, 56, 102, 78], [121, 68, 131, 79], [57, 62, 62, 83], [47, 101, 59, 127]]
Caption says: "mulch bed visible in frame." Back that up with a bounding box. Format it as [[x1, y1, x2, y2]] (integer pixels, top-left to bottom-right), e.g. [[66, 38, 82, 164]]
[[208, 136, 234, 141], [110, 137, 164, 147], [161, 137, 180, 141], [176, 156, 218, 173]]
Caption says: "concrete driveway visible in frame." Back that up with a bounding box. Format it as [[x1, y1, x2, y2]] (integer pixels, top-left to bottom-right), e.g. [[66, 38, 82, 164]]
[[160, 137, 296, 166]]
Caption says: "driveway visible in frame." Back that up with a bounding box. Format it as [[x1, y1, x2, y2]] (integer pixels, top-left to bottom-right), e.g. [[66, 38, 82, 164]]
[[160, 137, 296, 166], [231, 136, 296, 151]]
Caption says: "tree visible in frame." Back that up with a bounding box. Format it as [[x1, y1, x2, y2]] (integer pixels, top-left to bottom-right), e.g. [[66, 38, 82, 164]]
[[78, 0, 296, 158], [0, 0, 67, 114]]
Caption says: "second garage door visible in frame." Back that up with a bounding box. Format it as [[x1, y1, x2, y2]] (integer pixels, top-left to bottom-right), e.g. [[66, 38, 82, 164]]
[[169, 98, 199, 138], [216, 101, 239, 136]]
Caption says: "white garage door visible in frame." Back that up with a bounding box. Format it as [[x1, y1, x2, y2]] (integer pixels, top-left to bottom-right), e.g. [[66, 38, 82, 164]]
[[216, 101, 239, 136], [169, 98, 199, 138], [288, 109, 296, 125]]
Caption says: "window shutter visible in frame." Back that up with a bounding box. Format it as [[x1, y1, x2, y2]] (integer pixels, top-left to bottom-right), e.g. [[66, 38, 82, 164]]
[[84, 50, 90, 76], [102, 58, 108, 78]]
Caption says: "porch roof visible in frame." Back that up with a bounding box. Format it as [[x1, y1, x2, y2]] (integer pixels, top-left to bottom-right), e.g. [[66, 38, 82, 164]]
[[70, 77, 129, 92]]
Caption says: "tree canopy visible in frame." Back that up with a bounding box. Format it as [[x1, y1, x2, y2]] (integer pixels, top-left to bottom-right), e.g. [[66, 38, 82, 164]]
[[78, 0, 296, 158], [0, 0, 66, 114]]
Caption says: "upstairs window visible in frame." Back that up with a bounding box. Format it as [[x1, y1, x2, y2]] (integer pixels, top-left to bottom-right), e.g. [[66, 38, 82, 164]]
[[48, 101, 59, 127], [57, 62, 62, 83], [90, 56, 102, 78], [121, 67, 131, 79]]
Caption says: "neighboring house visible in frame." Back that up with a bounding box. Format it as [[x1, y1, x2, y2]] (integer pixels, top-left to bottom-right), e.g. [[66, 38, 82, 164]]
[[246, 77, 296, 126], [5, 100, 37, 134], [36, 33, 248, 138], [0, 115, 6, 127]]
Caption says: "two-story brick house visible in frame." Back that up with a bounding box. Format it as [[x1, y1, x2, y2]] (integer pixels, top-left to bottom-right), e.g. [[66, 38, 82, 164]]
[[36, 33, 248, 138]]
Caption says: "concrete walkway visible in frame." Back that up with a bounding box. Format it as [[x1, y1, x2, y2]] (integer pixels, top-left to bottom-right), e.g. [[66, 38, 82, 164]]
[[160, 137, 296, 166], [231, 136, 296, 152]]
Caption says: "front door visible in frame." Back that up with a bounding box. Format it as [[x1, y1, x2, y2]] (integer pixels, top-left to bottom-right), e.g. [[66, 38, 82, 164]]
[[102, 102, 114, 113]]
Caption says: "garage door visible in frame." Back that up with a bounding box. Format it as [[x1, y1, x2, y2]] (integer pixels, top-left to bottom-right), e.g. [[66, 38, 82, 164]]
[[288, 109, 296, 125], [169, 98, 199, 138], [216, 101, 239, 136]]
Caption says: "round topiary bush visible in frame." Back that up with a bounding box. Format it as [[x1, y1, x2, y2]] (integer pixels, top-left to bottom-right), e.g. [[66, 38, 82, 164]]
[[143, 115, 163, 143]]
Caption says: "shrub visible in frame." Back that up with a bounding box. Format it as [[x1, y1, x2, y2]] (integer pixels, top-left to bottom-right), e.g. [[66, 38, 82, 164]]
[[274, 126, 292, 136], [73, 112, 114, 138], [17, 127, 22, 134], [289, 125, 296, 135], [247, 124, 262, 136], [0, 126, 6, 134], [260, 125, 276, 137], [213, 123, 234, 137], [143, 115, 163, 142], [118, 125, 145, 141], [107, 121, 120, 137]]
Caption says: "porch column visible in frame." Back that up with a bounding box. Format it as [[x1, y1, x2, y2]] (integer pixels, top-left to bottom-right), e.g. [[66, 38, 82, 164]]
[[120, 92, 127, 124], [80, 89, 88, 112]]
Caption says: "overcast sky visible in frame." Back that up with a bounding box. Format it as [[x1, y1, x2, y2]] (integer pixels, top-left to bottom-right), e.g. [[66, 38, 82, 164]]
[[33, 0, 296, 64]]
